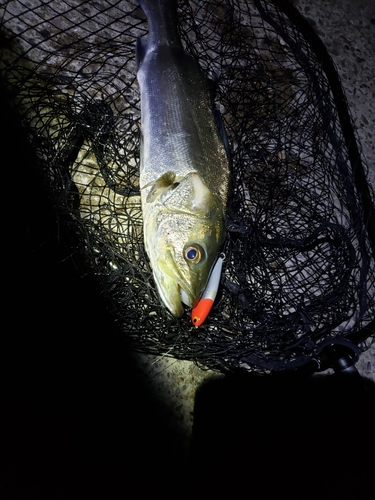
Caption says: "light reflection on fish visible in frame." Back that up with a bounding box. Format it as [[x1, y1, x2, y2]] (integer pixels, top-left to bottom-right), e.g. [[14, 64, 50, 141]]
[[137, 0, 229, 317]]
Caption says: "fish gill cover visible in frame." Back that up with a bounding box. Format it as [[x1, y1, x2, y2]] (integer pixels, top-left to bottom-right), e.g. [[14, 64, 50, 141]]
[[1, 0, 374, 373]]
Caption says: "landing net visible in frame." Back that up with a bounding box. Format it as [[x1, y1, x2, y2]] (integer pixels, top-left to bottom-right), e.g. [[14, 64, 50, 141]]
[[1, 0, 374, 372]]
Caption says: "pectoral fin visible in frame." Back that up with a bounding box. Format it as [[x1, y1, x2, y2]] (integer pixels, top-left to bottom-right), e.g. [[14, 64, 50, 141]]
[[146, 171, 177, 203]]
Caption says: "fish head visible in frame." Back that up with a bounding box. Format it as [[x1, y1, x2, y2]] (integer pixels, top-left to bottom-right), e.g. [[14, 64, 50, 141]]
[[143, 172, 225, 317]]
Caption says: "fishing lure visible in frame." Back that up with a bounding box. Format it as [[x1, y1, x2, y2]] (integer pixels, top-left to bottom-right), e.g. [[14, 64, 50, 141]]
[[191, 253, 225, 326]]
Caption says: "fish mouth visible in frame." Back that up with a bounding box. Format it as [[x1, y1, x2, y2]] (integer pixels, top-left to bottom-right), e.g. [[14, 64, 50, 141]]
[[153, 255, 198, 317], [154, 276, 184, 317], [179, 286, 198, 309]]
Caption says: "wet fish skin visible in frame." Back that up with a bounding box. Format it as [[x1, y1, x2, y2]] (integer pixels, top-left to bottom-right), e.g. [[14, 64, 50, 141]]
[[137, 0, 229, 317]]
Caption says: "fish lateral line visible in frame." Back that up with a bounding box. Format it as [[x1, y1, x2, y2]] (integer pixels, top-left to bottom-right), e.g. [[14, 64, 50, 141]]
[[191, 253, 225, 326]]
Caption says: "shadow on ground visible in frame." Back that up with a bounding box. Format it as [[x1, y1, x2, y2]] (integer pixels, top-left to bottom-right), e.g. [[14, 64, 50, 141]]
[[189, 371, 375, 499], [1, 87, 187, 498]]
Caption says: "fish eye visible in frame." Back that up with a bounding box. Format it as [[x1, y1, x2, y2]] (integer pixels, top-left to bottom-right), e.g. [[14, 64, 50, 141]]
[[184, 244, 204, 264]]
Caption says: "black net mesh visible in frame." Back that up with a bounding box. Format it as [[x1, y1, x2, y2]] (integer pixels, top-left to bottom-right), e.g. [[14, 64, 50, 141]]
[[1, 0, 374, 373]]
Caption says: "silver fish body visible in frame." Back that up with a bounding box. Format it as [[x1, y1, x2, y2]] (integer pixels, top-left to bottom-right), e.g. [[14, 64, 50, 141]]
[[137, 0, 229, 317]]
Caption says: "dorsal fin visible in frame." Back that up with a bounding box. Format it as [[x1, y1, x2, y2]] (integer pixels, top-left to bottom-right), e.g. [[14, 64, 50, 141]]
[[213, 107, 230, 160], [136, 37, 148, 69]]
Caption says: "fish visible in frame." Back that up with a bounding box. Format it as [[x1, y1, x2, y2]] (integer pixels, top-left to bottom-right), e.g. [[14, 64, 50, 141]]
[[136, 0, 230, 318]]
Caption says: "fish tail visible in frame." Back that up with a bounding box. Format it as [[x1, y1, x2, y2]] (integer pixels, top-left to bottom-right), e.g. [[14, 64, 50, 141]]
[[138, 0, 181, 48]]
